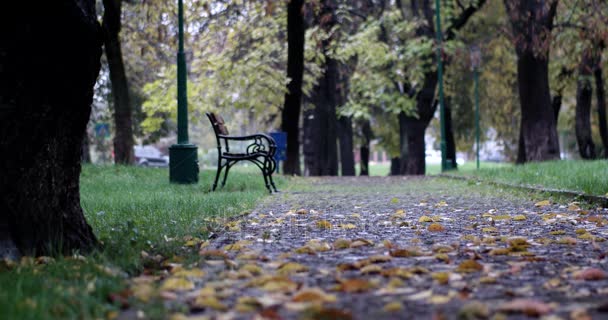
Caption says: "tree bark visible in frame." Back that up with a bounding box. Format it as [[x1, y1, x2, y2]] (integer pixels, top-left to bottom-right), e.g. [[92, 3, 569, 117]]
[[505, 0, 560, 162], [82, 133, 92, 163], [338, 116, 355, 176], [359, 120, 372, 176], [402, 117, 428, 175], [281, 0, 306, 175], [0, 0, 101, 255], [390, 157, 401, 176], [552, 94, 562, 123], [575, 53, 597, 159], [595, 66, 608, 158], [102, 0, 135, 165]]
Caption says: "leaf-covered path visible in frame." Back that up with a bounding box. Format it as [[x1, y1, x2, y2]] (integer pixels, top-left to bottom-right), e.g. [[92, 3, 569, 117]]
[[148, 177, 608, 319]]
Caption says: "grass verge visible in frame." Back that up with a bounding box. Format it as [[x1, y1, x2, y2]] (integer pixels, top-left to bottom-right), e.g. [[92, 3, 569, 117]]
[[0, 165, 280, 320], [457, 160, 608, 196]]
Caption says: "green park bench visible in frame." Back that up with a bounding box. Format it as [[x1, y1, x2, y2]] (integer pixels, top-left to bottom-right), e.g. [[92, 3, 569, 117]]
[[206, 112, 278, 193]]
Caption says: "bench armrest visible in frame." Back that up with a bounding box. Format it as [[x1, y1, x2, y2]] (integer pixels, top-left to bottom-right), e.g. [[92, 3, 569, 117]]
[[218, 133, 276, 155]]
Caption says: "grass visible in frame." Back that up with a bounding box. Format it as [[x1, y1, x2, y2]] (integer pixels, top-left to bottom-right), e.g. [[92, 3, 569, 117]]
[[0, 165, 280, 320], [459, 160, 608, 196]]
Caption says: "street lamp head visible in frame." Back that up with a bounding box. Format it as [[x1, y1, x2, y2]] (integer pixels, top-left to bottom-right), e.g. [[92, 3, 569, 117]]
[[470, 45, 482, 70]]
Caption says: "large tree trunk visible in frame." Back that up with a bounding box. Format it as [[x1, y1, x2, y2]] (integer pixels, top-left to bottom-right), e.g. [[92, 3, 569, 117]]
[[595, 66, 608, 158], [399, 72, 438, 175], [102, 0, 135, 165], [402, 117, 428, 175], [575, 53, 597, 159], [390, 157, 401, 176], [82, 134, 92, 163], [0, 0, 101, 255], [305, 58, 339, 176], [338, 116, 355, 176], [359, 120, 372, 176], [505, 0, 560, 162], [281, 0, 306, 175]]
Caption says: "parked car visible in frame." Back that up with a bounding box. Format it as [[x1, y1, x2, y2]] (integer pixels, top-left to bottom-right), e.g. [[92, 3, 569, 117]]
[[134, 145, 169, 167]]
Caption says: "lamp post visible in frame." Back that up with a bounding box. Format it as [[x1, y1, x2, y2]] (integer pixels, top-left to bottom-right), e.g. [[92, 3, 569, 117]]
[[434, 0, 449, 172], [169, 0, 199, 184], [470, 45, 481, 170]]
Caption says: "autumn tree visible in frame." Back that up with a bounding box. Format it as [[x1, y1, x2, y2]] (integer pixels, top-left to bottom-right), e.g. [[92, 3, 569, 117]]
[[282, 0, 306, 175], [102, 0, 135, 164], [0, 0, 101, 255], [503, 0, 560, 162]]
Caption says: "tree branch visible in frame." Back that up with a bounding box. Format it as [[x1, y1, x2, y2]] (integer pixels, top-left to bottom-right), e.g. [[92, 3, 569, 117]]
[[444, 0, 487, 41]]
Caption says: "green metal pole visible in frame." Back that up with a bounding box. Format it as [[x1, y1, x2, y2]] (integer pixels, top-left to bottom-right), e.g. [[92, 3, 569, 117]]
[[177, 0, 188, 144], [169, 0, 198, 184], [435, 0, 448, 172], [474, 67, 480, 170]]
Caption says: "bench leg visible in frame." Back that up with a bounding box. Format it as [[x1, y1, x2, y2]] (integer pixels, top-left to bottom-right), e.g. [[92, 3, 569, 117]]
[[221, 162, 232, 188], [212, 160, 223, 191], [268, 158, 278, 192]]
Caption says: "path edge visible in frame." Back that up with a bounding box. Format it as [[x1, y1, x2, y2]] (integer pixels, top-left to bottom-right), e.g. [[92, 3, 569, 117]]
[[437, 173, 608, 208]]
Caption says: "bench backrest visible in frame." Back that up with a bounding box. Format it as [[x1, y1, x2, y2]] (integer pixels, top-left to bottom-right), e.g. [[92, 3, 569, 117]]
[[206, 112, 229, 136]]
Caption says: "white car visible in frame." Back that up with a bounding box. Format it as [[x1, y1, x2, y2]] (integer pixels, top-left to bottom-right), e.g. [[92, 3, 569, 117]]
[[134, 145, 169, 167]]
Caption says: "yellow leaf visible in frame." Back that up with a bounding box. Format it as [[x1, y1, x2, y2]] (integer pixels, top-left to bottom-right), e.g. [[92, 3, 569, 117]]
[[240, 264, 263, 276], [549, 230, 566, 235], [435, 253, 450, 263], [350, 238, 374, 248], [575, 228, 588, 235], [292, 288, 337, 303], [482, 227, 498, 233], [277, 262, 309, 275], [534, 200, 551, 207], [333, 238, 352, 249], [235, 297, 263, 312], [513, 215, 527, 221], [172, 268, 206, 278], [161, 277, 194, 292], [132, 283, 155, 303], [305, 240, 332, 252], [431, 272, 449, 285], [435, 201, 448, 207], [249, 276, 299, 292], [383, 301, 403, 312], [419, 216, 433, 223], [316, 220, 332, 229], [390, 198, 399, 204], [193, 296, 228, 311], [360, 265, 383, 275], [456, 260, 483, 273], [339, 223, 357, 230], [489, 248, 511, 256], [390, 248, 423, 258], [429, 295, 451, 304], [368, 255, 392, 263]]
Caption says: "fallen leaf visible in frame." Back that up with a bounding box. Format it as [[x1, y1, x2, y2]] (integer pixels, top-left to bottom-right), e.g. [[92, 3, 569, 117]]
[[573, 268, 607, 281], [292, 288, 337, 303], [333, 238, 352, 249], [431, 272, 450, 285], [489, 248, 511, 256], [535, 200, 551, 207], [513, 215, 527, 221], [193, 296, 228, 311], [390, 248, 423, 258], [456, 260, 483, 273], [339, 223, 357, 229], [296, 209, 309, 215], [316, 220, 332, 229], [235, 297, 263, 312], [419, 216, 433, 223], [383, 301, 403, 312], [350, 238, 374, 248], [428, 223, 446, 232], [390, 198, 399, 204], [161, 277, 194, 292], [172, 268, 205, 278], [360, 265, 383, 275], [458, 301, 490, 320], [199, 250, 228, 260], [498, 299, 553, 316], [277, 262, 309, 275], [335, 279, 373, 293]]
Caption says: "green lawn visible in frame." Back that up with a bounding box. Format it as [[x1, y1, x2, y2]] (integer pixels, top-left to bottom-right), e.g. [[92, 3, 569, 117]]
[[460, 160, 608, 196], [0, 165, 279, 320]]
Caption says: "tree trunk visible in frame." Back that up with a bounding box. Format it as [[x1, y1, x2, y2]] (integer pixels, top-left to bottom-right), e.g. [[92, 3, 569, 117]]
[[281, 0, 305, 175], [338, 116, 355, 176], [402, 117, 428, 175], [0, 0, 101, 255], [595, 66, 608, 158], [82, 133, 92, 163], [390, 157, 401, 176], [515, 53, 561, 161], [552, 94, 562, 123], [359, 120, 372, 176], [505, 0, 560, 162], [102, 0, 135, 165], [575, 53, 596, 159]]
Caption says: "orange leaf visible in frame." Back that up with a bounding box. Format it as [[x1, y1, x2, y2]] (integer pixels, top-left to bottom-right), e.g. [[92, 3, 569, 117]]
[[428, 223, 446, 232], [573, 268, 607, 281]]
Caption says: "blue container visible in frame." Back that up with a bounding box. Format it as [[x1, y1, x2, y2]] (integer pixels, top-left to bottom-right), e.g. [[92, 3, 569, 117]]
[[269, 132, 287, 172]]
